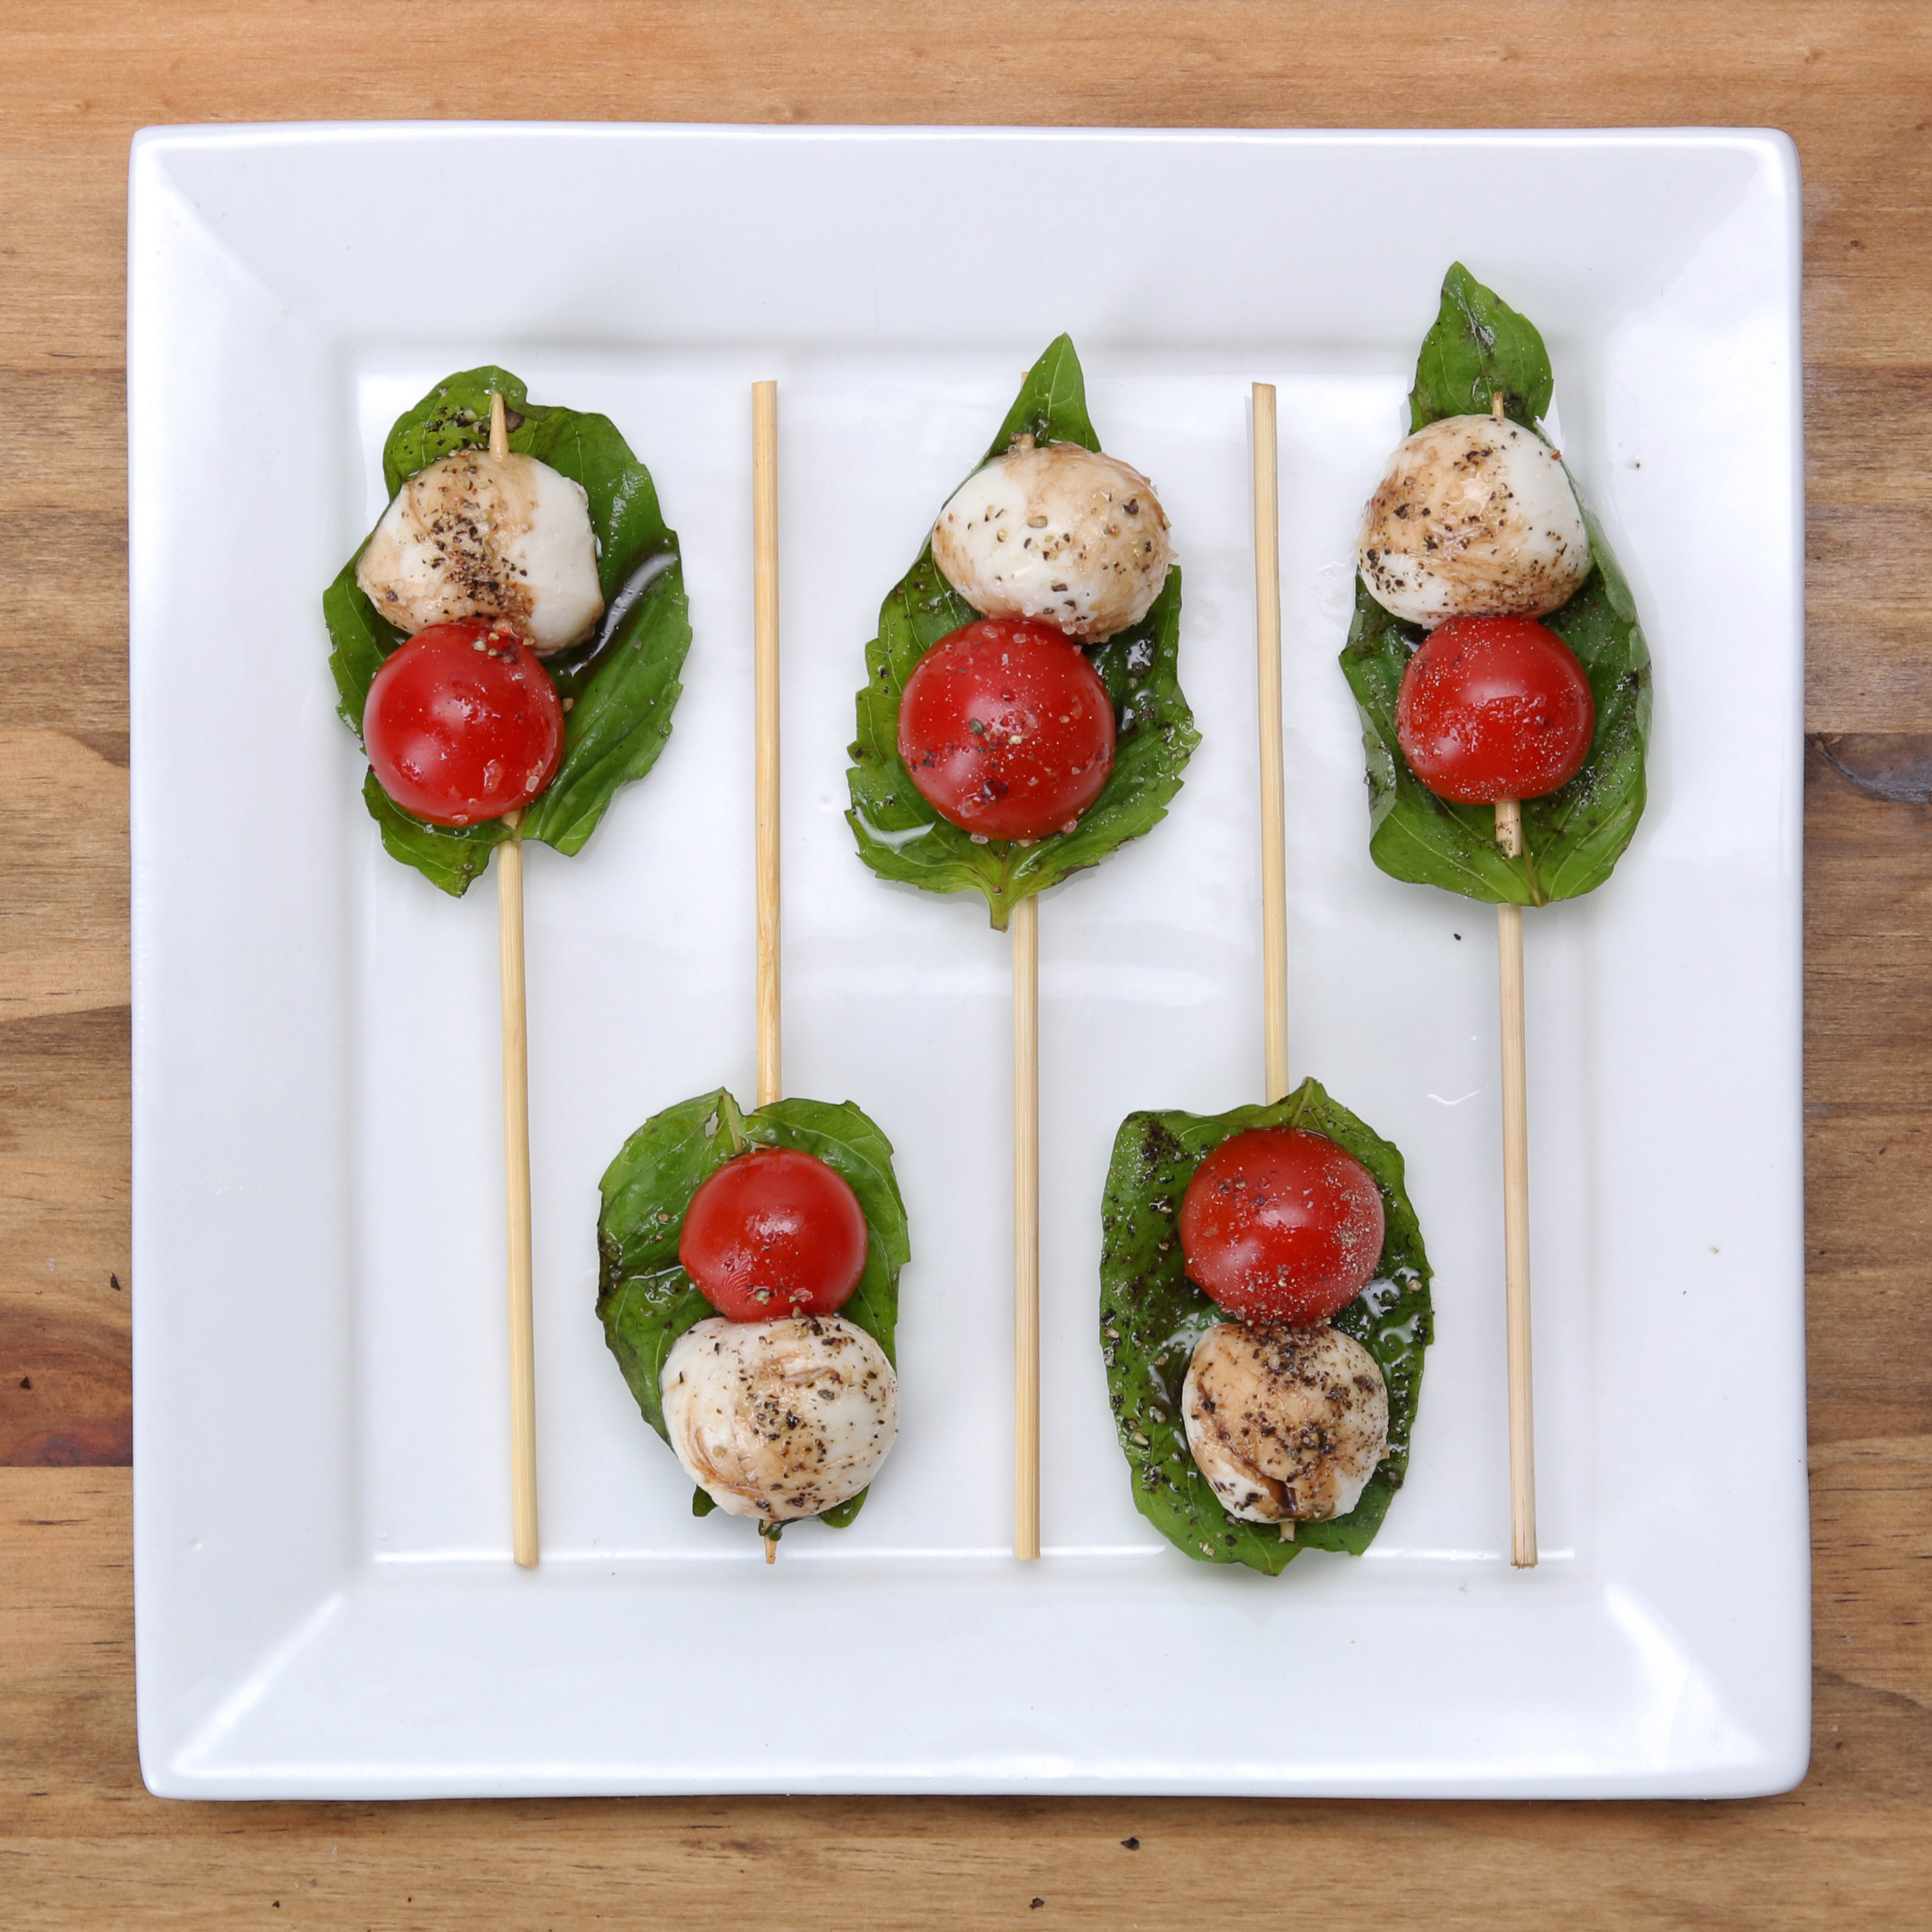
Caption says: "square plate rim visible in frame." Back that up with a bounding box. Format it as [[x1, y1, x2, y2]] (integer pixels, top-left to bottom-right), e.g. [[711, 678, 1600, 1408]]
[[127, 118, 1808, 1801]]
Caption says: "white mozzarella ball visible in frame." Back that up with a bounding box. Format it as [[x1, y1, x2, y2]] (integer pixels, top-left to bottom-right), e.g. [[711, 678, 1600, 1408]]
[[1182, 1321, 1388, 1524], [356, 449, 604, 655], [661, 1314, 899, 1523], [1356, 414, 1590, 628], [931, 438, 1174, 641]]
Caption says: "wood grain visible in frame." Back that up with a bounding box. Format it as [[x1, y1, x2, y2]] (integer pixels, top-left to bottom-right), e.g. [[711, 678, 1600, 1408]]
[[0, 1007, 129, 1467], [0, 0, 1928, 1922], [0, 1452, 1924, 1927]]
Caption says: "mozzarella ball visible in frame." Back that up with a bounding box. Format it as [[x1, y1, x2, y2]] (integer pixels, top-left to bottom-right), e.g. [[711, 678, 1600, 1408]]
[[1182, 1321, 1388, 1523], [661, 1314, 899, 1522], [1357, 414, 1589, 628], [931, 438, 1173, 641], [356, 449, 604, 655]]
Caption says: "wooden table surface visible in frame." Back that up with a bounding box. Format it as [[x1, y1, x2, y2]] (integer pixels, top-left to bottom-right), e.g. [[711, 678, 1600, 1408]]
[[4, 3, 1928, 1924]]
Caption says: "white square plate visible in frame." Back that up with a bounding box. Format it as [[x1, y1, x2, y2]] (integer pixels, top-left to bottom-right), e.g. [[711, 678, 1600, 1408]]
[[130, 123, 1807, 1799]]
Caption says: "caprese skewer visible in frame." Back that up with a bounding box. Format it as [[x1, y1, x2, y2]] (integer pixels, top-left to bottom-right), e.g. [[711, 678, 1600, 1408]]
[[326, 372, 692, 1566], [1345, 267, 1654, 1565], [596, 384, 906, 1558], [845, 338, 1196, 1559], [1097, 387, 1433, 1572]]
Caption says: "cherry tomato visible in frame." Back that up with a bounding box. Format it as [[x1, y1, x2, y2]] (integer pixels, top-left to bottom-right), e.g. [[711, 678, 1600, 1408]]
[[364, 619, 565, 826], [897, 618, 1115, 842], [1395, 613, 1594, 805], [679, 1148, 869, 1323], [1179, 1126, 1385, 1328]]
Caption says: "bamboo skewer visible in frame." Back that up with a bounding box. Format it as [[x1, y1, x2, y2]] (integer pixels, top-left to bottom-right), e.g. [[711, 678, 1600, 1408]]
[[750, 380, 787, 1565], [1253, 382, 1296, 1546], [1012, 892, 1041, 1561], [498, 811, 538, 1569], [1495, 799, 1537, 1568], [1252, 383, 1290, 1105], [753, 380, 783, 1111], [1476, 389, 1538, 1569], [494, 379, 540, 1569]]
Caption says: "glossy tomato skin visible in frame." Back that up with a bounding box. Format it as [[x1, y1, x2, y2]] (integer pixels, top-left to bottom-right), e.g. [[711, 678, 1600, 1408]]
[[897, 618, 1115, 842], [1395, 613, 1594, 805], [364, 619, 565, 826], [1179, 1127, 1385, 1328], [679, 1148, 870, 1323]]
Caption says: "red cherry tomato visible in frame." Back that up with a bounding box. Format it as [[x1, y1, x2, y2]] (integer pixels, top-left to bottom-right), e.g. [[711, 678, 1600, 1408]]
[[897, 618, 1115, 842], [1395, 613, 1594, 805], [679, 1148, 869, 1323], [364, 620, 565, 826], [1179, 1127, 1385, 1328]]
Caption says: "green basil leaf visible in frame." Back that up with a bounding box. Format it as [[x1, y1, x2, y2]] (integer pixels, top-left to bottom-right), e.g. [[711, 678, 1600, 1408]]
[[360, 770, 509, 895], [844, 335, 1198, 930], [596, 1088, 911, 1535], [323, 366, 692, 895], [323, 550, 396, 730], [1342, 269, 1652, 906], [1407, 261, 1555, 431], [1099, 1077, 1433, 1576]]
